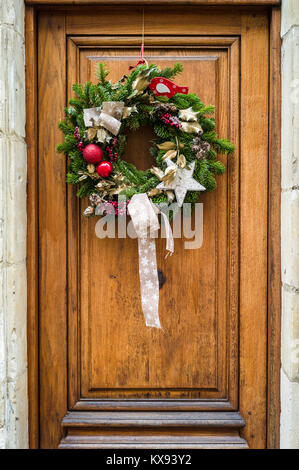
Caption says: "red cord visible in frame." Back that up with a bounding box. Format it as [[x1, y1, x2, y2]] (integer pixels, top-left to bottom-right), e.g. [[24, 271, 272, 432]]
[[129, 43, 146, 70]]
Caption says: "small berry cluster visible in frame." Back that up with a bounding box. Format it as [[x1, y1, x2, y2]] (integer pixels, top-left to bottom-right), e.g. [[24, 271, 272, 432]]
[[109, 199, 129, 216], [74, 126, 84, 152], [160, 113, 181, 129], [97, 199, 129, 216], [106, 137, 119, 162]]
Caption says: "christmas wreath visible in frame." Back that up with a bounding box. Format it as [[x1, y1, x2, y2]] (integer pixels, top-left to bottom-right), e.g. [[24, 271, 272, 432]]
[[57, 62, 234, 217]]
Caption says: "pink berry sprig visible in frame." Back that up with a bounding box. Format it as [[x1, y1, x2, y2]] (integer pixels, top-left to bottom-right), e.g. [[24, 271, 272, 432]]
[[109, 199, 129, 216], [106, 137, 119, 162], [160, 113, 182, 129], [96, 199, 129, 216], [74, 126, 84, 152]]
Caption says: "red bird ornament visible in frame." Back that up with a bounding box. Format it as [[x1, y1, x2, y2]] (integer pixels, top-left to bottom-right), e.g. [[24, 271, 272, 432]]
[[149, 77, 189, 98]]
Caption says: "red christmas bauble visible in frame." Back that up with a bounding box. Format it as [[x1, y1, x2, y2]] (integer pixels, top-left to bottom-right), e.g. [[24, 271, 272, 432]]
[[82, 144, 103, 164], [96, 161, 113, 178]]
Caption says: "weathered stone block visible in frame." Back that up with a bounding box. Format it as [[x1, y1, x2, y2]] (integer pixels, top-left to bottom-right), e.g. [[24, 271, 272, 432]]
[[0, 0, 25, 37], [6, 139, 27, 265], [281, 369, 299, 449], [281, 0, 299, 38], [281, 190, 299, 288], [281, 26, 299, 190], [281, 287, 299, 381], [0, 27, 25, 138]]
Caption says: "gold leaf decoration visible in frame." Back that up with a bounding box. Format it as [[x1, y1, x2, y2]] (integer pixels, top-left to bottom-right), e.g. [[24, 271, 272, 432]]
[[162, 150, 177, 161], [176, 153, 187, 169], [181, 121, 203, 134], [166, 190, 175, 203], [157, 141, 176, 151], [87, 164, 95, 174], [150, 167, 164, 180], [96, 128, 108, 143], [147, 188, 163, 198], [87, 127, 97, 140], [162, 166, 177, 185], [123, 105, 137, 119]]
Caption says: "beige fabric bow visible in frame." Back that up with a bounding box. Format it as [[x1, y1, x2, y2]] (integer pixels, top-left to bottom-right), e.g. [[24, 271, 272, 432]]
[[83, 101, 125, 136]]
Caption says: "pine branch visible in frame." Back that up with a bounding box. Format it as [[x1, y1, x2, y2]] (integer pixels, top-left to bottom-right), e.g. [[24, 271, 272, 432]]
[[194, 161, 217, 191], [151, 62, 183, 80], [202, 131, 235, 155], [208, 160, 225, 175], [138, 176, 159, 193], [72, 83, 84, 100], [116, 160, 141, 185], [77, 179, 94, 198], [58, 121, 74, 135], [200, 117, 216, 132], [184, 191, 199, 203], [96, 62, 110, 84], [66, 173, 79, 184]]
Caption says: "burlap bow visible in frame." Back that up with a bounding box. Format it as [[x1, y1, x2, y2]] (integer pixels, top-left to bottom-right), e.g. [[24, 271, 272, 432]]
[[83, 101, 125, 136]]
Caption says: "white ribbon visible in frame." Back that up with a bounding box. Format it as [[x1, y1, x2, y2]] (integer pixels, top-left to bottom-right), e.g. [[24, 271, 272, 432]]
[[128, 193, 174, 328]]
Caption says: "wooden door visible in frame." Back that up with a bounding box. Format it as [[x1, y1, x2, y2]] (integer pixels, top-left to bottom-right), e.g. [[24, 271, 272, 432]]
[[26, 4, 281, 449]]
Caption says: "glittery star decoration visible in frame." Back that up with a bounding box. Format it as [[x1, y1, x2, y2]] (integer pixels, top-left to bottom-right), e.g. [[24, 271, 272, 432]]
[[156, 159, 206, 207], [178, 106, 200, 122]]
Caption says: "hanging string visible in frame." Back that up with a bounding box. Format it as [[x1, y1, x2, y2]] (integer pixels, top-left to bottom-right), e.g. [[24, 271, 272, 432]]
[[129, 8, 148, 70]]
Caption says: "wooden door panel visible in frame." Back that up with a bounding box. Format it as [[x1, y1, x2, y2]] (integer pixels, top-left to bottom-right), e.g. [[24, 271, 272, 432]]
[[35, 7, 272, 448], [65, 39, 239, 405]]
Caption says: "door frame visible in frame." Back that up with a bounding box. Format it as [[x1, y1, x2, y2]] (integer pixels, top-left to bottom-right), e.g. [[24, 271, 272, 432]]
[[25, 1, 281, 448]]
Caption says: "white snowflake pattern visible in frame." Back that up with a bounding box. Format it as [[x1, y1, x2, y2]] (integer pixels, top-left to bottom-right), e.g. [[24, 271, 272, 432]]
[[145, 280, 154, 289], [141, 258, 149, 267]]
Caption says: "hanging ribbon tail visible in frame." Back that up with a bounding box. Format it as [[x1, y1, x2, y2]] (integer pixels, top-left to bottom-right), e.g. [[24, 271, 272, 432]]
[[150, 201, 174, 257], [127, 193, 174, 329]]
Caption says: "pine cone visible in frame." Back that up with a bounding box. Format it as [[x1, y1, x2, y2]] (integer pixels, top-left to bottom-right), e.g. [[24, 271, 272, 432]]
[[154, 103, 177, 115], [89, 193, 103, 207], [192, 136, 201, 146], [196, 141, 211, 159]]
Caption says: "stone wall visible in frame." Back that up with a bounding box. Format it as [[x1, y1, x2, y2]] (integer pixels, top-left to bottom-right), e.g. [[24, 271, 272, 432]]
[[280, 0, 299, 450], [0, 0, 28, 448]]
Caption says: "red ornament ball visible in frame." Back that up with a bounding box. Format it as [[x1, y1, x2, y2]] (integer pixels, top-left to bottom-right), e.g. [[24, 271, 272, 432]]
[[96, 161, 113, 178], [82, 144, 103, 164]]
